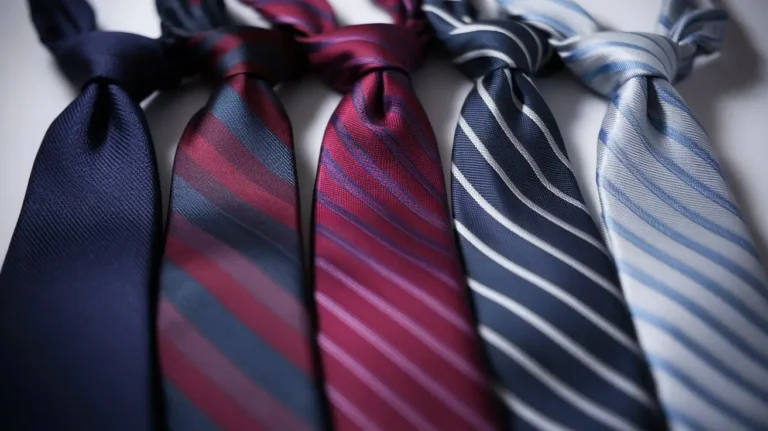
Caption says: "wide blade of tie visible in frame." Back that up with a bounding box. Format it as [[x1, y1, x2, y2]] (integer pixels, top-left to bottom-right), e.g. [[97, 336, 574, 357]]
[[423, 1, 665, 430], [246, 0, 500, 429], [0, 0, 177, 429], [504, 0, 768, 429], [154, 1, 325, 429]]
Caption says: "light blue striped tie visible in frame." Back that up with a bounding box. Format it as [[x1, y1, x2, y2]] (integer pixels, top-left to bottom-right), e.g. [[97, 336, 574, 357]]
[[502, 0, 768, 429]]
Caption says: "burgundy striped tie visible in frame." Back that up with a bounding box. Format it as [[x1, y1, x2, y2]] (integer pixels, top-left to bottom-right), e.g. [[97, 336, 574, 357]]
[[246, 0, 501, 430], [155, 1, 325, 429]]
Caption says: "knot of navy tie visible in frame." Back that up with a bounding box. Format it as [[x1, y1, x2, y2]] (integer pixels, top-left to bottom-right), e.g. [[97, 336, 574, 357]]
[[424, 0, 551, 79], [32, 0, 178, 100], [305, 23, 422, 92], [551, 7, 727, 96]]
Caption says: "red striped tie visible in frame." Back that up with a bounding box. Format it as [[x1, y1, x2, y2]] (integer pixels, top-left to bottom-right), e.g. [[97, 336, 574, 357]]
[[155, 1, 326, 429], [246, 0, 501, 429]]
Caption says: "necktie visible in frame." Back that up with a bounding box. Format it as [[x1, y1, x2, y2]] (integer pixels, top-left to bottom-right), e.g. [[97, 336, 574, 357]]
[[0, 0, 176, 429], [244, 0, 500, 429], [423, 1, 665, 430], [154, 1, 327, 430], [504, 0, 768, 429]]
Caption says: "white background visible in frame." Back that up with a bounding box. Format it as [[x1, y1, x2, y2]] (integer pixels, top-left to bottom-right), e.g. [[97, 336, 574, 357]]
[[1, 0, 767, 266]]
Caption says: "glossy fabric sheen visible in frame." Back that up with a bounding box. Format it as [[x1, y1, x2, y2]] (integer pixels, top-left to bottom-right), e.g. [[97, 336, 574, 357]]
[[155, 0, 324, 429], [248, 0, 500, 429], [424, 1, 664, 430], [504, 0, 768, 429], [0, 0, 174, 429]]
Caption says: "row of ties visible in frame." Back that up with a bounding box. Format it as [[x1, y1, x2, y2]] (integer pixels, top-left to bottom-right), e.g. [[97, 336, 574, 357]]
[[2, 0, 766, 430]]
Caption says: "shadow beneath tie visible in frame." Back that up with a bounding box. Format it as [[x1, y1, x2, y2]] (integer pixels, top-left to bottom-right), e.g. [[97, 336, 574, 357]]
[[277, 76, 339, 262], [674, 6, 768, 261], [412, 54, 474, 211], [142, 80, 212, 222]]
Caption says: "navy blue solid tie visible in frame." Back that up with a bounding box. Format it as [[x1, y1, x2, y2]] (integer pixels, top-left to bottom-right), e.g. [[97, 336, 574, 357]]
[[0, 0, 177, 429], [424, 1, 665, 429]]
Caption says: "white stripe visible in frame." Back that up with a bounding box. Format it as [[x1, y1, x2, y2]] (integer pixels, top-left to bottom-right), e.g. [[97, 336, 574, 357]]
[[454, 48, 517, 68], [495, 385, 573, 431], [520, 22, 544, 70], [318, 293, 494, 431], [318, 258, 485, 383], [457, 119, 609, 255], [327, 386, 383, 431], [319, 335, 438, 431], [470, 279, 654, 407], [507, 70, 573, 172], [422, 4, 465, 28], [453, 167, 621, 298], [480, 326, 642, 431], [475, 78, 591, 213], [456, 221, 640, 353], [450, 23, 533, 71]]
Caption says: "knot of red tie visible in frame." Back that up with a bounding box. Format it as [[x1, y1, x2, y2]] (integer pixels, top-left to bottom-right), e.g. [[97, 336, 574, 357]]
[[186, 26, 305, 84], [304, 23, 422, 93]]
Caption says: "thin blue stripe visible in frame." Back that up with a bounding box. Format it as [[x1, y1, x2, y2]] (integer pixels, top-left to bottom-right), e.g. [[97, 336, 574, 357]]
[[647, 115, 722, 175], [644, 354, 765, 430], [662, 407, 708, 431], [606, 217, 768, 332], [351, 82, 443, 203], [316, 191, 454, 277], [600, 176, 766, 295], [319, 149, 445, 252], [599, 129, 758, 258], [171, 176, 302, 297], [331, 116, 447, 229], [161, 262, 321, 425], [581, 61, 666, 84], [611, 95, 741, 217], [631, 307, 768, 402], [209, 85, 295, 185], [564, 41, 667, 72], [617, 260, 768, 368], [164, 381, 221, 431], [653, 83, 706, 131]]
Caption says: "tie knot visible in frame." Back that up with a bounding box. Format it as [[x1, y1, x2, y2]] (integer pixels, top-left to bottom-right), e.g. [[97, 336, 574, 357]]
[[186, 26, 304, 84], [306, 23, 421, 92], [434, 18, 551, 79], [47, 31, 179, 100], [555, 32, 680, 96]]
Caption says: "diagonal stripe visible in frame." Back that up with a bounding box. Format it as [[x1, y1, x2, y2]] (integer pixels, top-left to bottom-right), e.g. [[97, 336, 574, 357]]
[[168, 212, 306, 332], [470, 279, 653, 407], [480, 326, 643, 431], [454, 166, 621, 298], [456, 221, 640, 353], [474, 78, 589, 212], [163, 383, 221, 431], [209, 84, 296, 185], [506, 71, 572, 171], [318, 258, 484, 383], [317, 293, 494, 431], [319, 335, 438, 431], [495, 385, 573, 431], [159, 299, 312, 431], [161, 263, 320, 423], [327, 386, 383, 431], [456, 120, 607, 255], [316, 225, 471, 332], [159, 333, 264, 431], [164, 233, 311, 372]]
